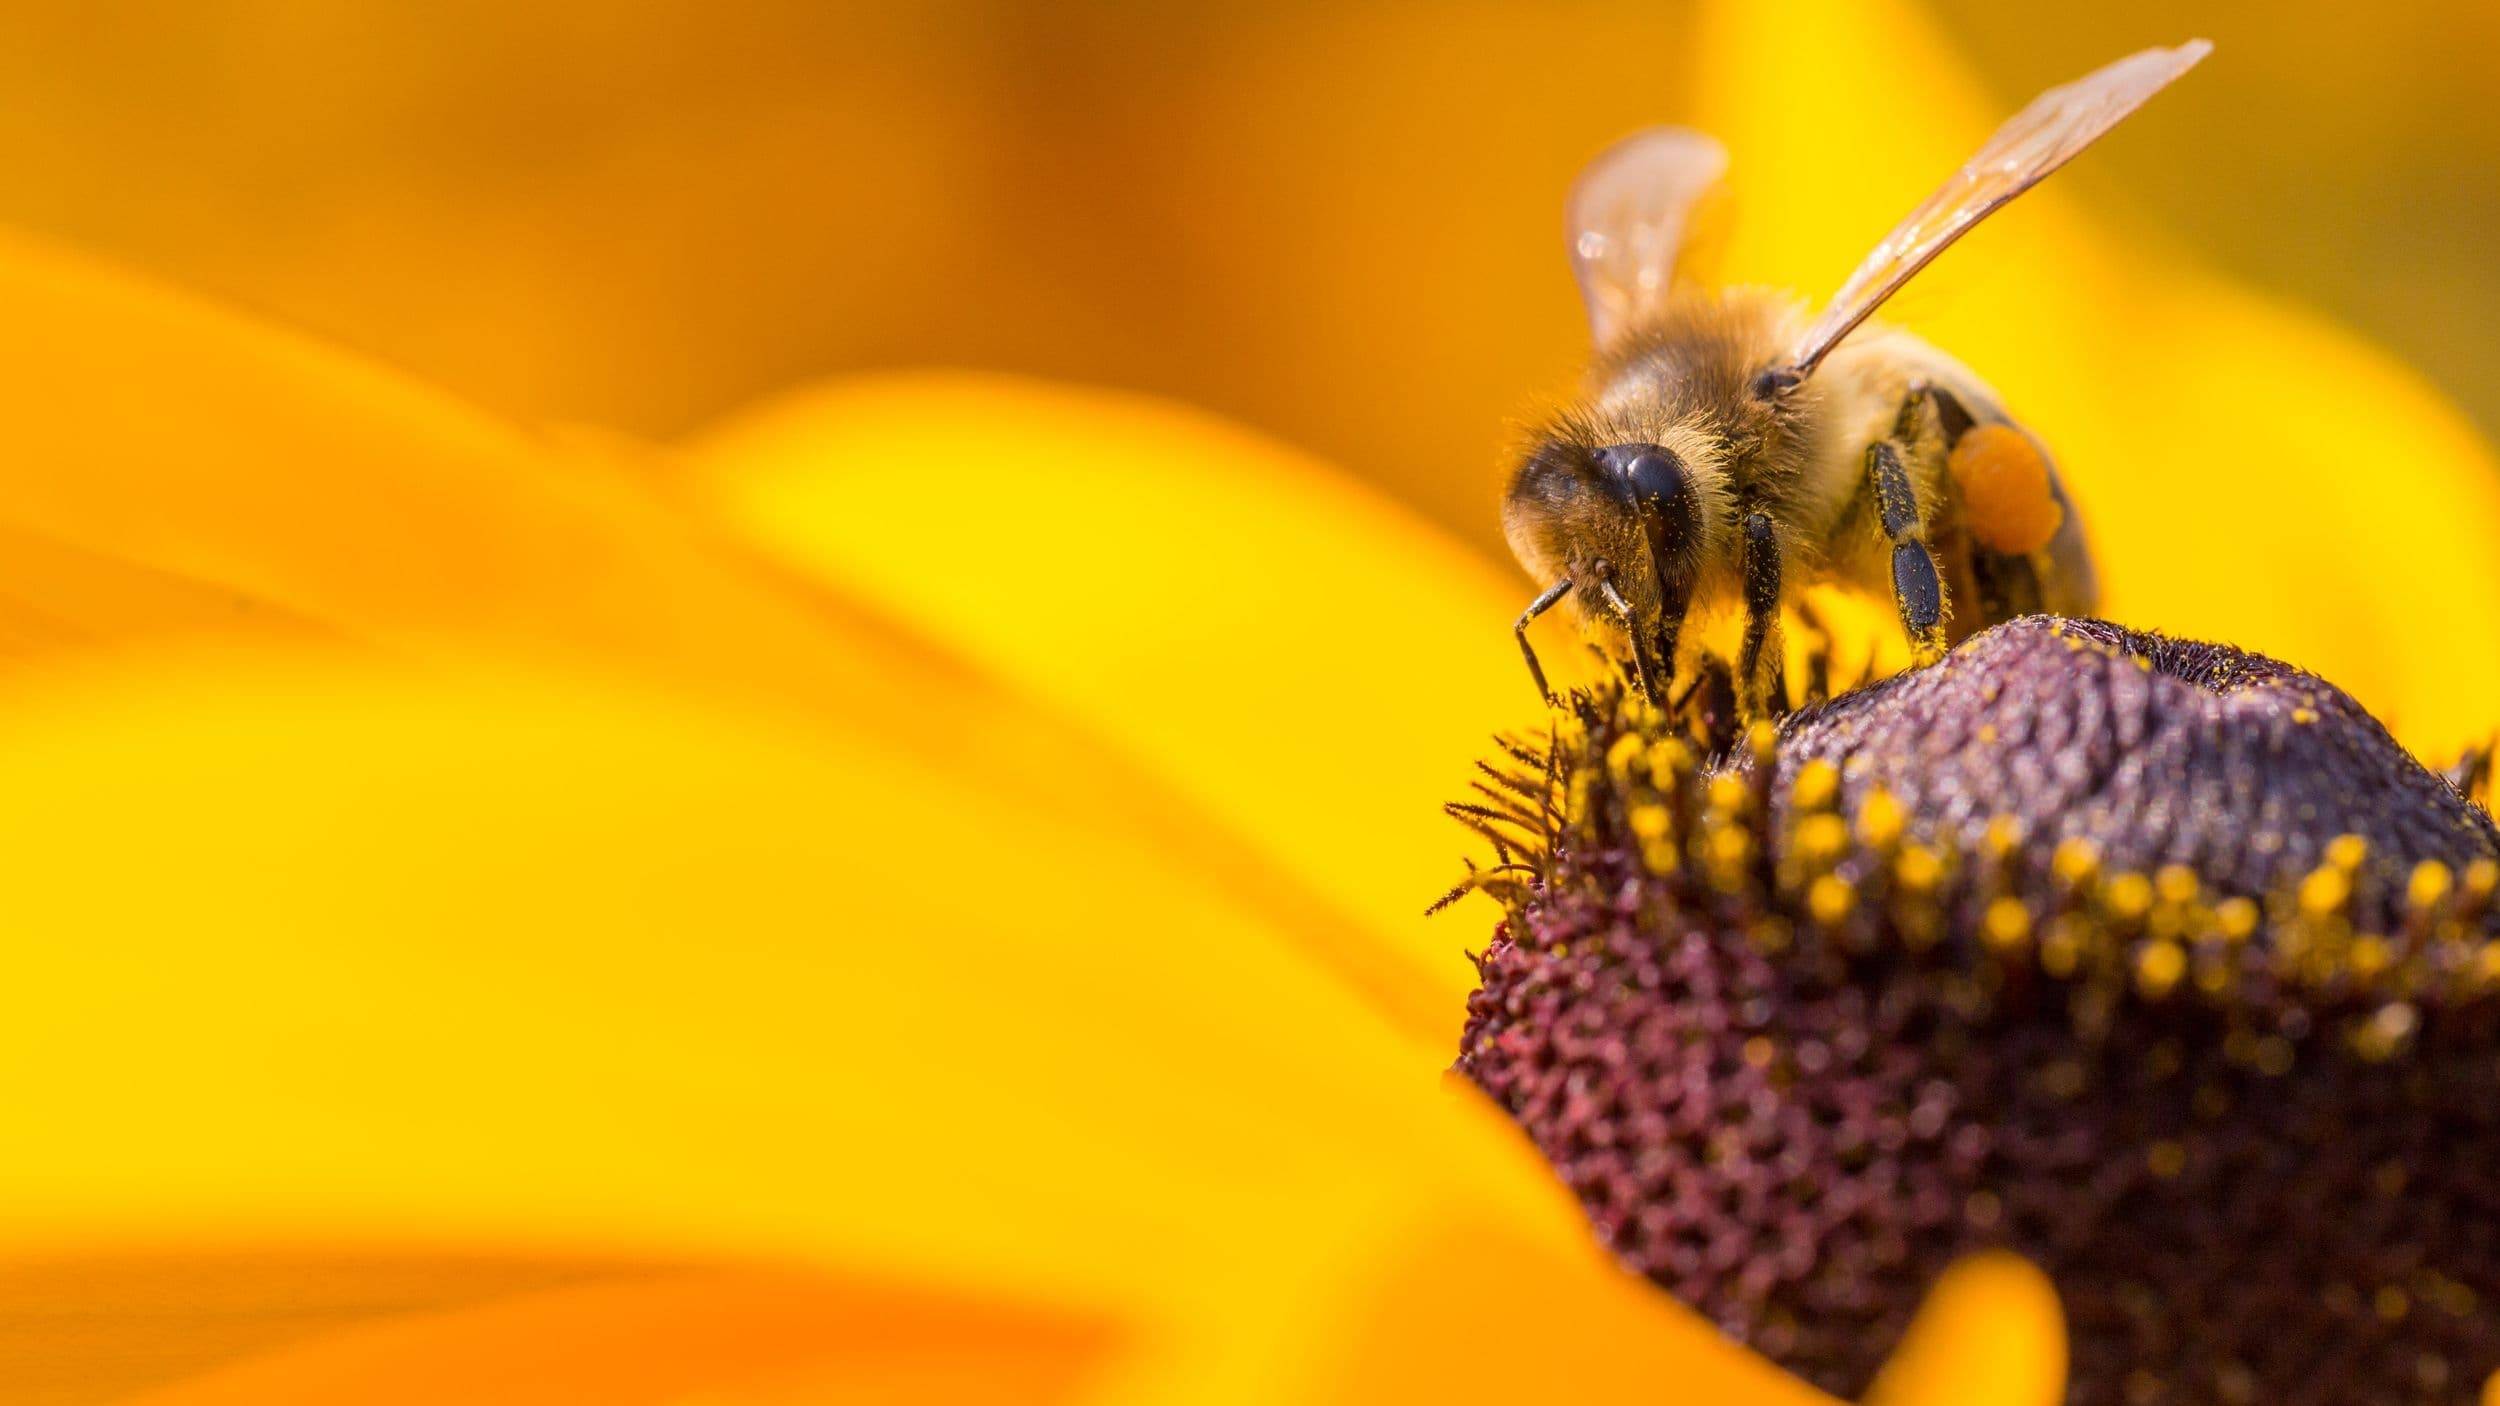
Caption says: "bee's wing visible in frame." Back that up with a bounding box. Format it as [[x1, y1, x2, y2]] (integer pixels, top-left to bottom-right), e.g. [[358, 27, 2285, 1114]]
[[1784, 40, 2211, 375], [1568, 127, 1728, 349]]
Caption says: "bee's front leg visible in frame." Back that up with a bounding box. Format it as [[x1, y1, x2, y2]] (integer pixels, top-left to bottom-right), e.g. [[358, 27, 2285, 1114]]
[[1645, 571, 1694, 706], [1511, 577, 1574, 706], [1737, 511, 1787, 719]]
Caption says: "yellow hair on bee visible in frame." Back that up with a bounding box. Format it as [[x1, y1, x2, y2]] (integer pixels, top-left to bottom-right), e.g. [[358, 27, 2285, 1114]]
[[1948, 423, 2064, 554]]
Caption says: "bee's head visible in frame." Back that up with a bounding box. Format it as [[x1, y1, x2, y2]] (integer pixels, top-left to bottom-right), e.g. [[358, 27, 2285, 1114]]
[[1502, 435, 1709, 625]]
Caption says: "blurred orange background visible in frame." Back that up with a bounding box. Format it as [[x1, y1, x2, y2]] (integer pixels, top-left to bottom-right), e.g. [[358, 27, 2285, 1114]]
[[2, 0, 2492, 561]]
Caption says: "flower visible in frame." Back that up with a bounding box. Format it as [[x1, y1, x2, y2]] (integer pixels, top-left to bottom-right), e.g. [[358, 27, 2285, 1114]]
[[3, 2, 2499, 1404], [1459, 621, 2500, 1404]]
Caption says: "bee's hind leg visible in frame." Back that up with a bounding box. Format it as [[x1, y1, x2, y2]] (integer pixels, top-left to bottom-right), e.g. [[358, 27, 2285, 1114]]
[[1737, 511, 1788, 721], [1898, 380, 2053, 637]]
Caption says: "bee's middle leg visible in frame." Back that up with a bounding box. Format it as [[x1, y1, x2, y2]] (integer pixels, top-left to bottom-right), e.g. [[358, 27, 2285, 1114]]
[[1865, 437, 1949, 666]]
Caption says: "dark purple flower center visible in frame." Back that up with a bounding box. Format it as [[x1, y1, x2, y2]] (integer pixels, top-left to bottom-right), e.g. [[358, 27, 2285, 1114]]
[[1454, 619, 2500, 1405]]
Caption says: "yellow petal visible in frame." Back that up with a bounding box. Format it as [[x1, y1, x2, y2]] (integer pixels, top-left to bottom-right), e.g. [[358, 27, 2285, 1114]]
[[0, 1249, 670, 1404], [0, 228, 888, 713], [108, 1268, 1118, 1406], [1696, 0, 2500, 757], [1865, 1253, 2066, 1406], [682, 373, 1545, 1048], [0, 520, 342, 666], [0, 236, 1451, 1045], [0, 224, 878, 713], [0, 648, 1812, 1404]]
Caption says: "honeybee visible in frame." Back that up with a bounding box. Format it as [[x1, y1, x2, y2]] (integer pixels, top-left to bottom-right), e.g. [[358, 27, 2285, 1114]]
[[1505, 41, 2209, 714]]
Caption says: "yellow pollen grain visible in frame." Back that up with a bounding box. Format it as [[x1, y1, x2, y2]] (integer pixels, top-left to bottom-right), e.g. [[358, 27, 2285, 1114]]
[[1790, 758, 1840, 812], [2052, 838, 2101, 886], [1808, 874, 1855, 926], [1794, 813, 1849, 864], [2133, 654, 2153, 673], [1895, 844, 1943, 894], [2293, 706, 2319, 725], [1976, 723, 1999, 744], [2377, 1285, 2412, 1323], [1628, 803, 1672, 842], [2040, 920, 2083, 978], [2135, 940, 2187, 997], [2469, 859, 2500, 900], [2474, 942, 2500, 988], [2146, 1140, 2187, 1178], [1746, 721, 1778, 764], [2106, 872, 2154, 921], [1982, 814, 2021, 859], [1606, 732, 1646, 781], [1856, 790, 1905, 849], [1948, 422, 2064, 553], [2411, 860, 2455, 912], [1743, 1035, 1776, 1068], [1641, 840, 1679, 876], [1982, 897, 2031, 952], [2300, 864, 2353, 917], [1646, 739, 1693, 786], [2215, 897, 2259, 941], [2155, 865, 2201, 905], [1708, 773, 1749, 816], [2350, 934, 2393, 979], [1708, 826, 1752, 869], [2327, 834, 2369, 870], [2196, 960, 2232, 997]]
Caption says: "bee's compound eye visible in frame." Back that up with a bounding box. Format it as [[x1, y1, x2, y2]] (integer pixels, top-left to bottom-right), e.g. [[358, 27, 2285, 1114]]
[[1750, 366, 1802, 401], [1592, 442, 1684, 504]]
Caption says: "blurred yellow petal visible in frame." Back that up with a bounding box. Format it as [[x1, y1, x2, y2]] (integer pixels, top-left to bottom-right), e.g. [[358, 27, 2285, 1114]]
[[0, 237, 1449, 1047], [1697, 0, 2500, 756], [682, 373, 1541, 1048], [111, 1269, 1117, 1406], [0, 521, 340, 667], [0, 1251, 671, 1405], [0, 648, 1813, 1404], [0, 228, 888, 711], [1864, 1253, 2067, 1406]]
